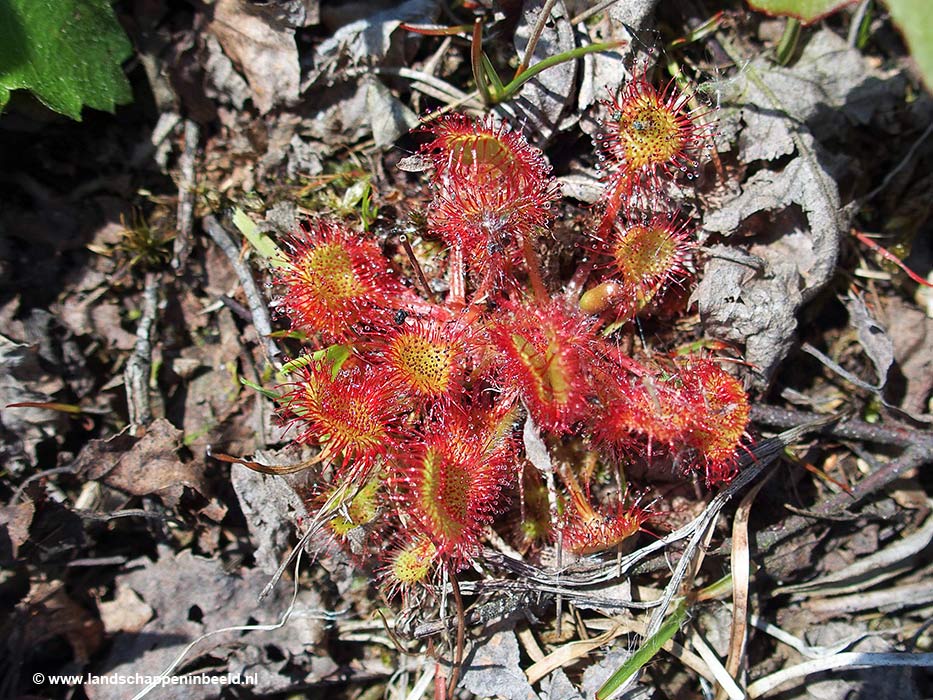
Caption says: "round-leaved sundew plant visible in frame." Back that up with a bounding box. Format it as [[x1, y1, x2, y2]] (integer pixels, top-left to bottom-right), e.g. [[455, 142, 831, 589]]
[[392, 402, 517, 567], [279, 359, 398, 482], [490, 298, 596, 433], [557, 462, 654, 555], [374, 317, 472, 406], [257, 68, 750, 623], [380, 535, 438, 600]]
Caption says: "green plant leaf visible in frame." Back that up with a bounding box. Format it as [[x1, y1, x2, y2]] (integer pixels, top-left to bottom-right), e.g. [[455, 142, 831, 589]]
[[232, 208, 287, 267], [238, 377, 281, 401], [596, 602, 688, 700], [281, 345, 352, 378], [746, 0, 932, 90], [746, 0, 857, 23], [886, 0, 933, 91], [0, 0, 133, 120]]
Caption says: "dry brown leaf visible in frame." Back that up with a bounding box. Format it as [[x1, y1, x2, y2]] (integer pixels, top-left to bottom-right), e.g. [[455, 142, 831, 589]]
[[98, 583, 153, 634], [0, 500, 34, 560], [208, 0, 301, 114], [88, 547, 332, 700], [526, 622, 626, 685], [0, 334, 68, 466], [73, 418, 208, 508], [18, 581, 104, 664]]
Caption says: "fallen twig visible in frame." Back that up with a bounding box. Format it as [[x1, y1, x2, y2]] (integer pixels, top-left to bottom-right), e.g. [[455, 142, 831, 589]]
[[777, 505, 933, 596], [750, 404, 931, 448], [172, 119, 199, 272], [805, 580, 933, 616], [202, 215, 282, 367], [746, 651, 933, 698], [124, 271, 161, 428]]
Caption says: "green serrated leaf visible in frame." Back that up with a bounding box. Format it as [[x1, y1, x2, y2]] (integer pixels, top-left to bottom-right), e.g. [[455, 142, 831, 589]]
[[232, 208, 287, 267], [746, 0, 857, 23], [886, 0, 933, 91], [0, 0, 133, 120]]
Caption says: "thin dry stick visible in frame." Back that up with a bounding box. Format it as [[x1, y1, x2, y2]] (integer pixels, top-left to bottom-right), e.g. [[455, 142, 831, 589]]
[[372, 67, 481, 109], [125, 271, 161, 428], [446, 572, 467, 698], [746, 652, 933, 698], [525, 622, 627, 684], [172, 119, 199, 272], [689, 632, 744, 700], [715, 472, 773, 700], [514, 0, 562, 78], [202, 215, 281, 367], [750, 404, 931, 449], [571, 0, 630, 25]]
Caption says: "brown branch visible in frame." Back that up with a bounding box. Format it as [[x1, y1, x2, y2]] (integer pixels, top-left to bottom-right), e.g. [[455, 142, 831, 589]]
[[749, 405, 933, 554], [202, 215, 281, 367], [446, 571, 466, 698], [124, 271, 161, 429], [750, 404, 930, 449], [172, 119, 199, 272]]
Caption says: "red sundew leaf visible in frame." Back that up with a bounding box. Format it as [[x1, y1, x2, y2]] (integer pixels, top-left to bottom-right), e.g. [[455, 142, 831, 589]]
[[593, 71, 714, 225], [279, 360, 399, 482], [378, 535, 438, 600], [583, 214, 696, 319], [421, 113, 553, 187], [591, 355, 750, 484], [490, 299, 597, 434], [392, 404, 518, 567], [429, 178, 551, 278], [276, 219, 411, 340], [595, 370, 693, 450], [605, 216, 695, 296], [422, 114, 560, 280], [676, 358, 751, 483], [559, 492, 653, 555], [374, 318, 471, 403]]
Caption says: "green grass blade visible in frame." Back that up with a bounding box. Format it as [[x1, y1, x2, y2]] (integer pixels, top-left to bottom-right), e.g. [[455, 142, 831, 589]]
[[596, 602, 689, 700], [233, 208, 287, 267]]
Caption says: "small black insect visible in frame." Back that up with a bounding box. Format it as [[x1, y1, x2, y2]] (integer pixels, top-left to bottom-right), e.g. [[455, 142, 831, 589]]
[[393, 309, 408, 324], [487, 232, 513, 255]]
